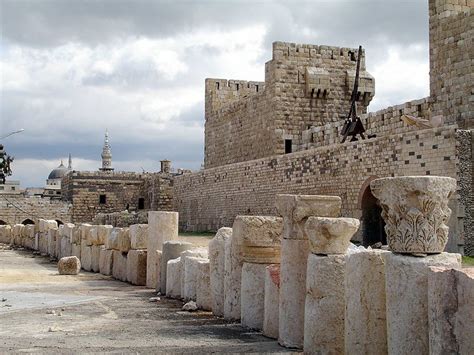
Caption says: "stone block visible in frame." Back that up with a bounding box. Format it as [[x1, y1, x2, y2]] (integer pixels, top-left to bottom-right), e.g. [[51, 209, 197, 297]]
[[79, 224, 93, 246], [241, 262, 267, 330], [166, 257, 182, 299], [130, 224, 148, 249], [196, 259, 212, 311], [180, 248, 208, 297], [385, 252, 461, 355], [161, 240, 193, 294], [304, 254, 345, 355], [55, 230, 62, 258], [276, 194, 342, 240], [106, 228, 121, 250], [112, 250, 128, 282], [80, 240, 92, 271], [0, 225, 12, 244], [155, 250, 162, 292], [91, 245, 101, 273], [306, 217, 360, 255], [147, 211, 178, 288], [60, 236, 72, 259], [184, 256, 207, 301], [345, 250, 389, 355], [209, 227, 232, 316], [428, 267, 474, 355], [58, 256, 81, 275], [96, 225, 112, 245], [48, 228, 58, 257], [62, 223, 75, 243], [71, 243, 81, 259], [234, 216, 283, 264], [263, 264, 280, 339], [99, 247, 114, 275], [127, 249, 147, 285], [118, 228, 131, 253], [278, 238, 309, 348], [71, 227, 82, 245]]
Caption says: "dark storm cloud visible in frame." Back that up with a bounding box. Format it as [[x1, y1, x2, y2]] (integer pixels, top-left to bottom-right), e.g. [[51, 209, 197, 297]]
[[2, 0, 427, 49]]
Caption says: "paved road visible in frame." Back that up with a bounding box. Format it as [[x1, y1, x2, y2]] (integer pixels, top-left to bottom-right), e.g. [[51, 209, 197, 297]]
[[0, 244, 294, 353]]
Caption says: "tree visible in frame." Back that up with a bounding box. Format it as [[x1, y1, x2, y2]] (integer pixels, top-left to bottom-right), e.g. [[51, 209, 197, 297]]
[[0, 144, 14, 184]]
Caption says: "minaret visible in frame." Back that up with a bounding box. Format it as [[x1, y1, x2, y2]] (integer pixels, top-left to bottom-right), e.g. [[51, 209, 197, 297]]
[[68, 153, 72, 170], [99, 130, 114, 172]]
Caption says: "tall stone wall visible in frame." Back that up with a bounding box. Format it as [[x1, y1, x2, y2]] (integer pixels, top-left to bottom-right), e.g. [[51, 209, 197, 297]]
[[174, 126, 465, 251], [0, 195, 71, 225], [429, 0, 473, 129], [456, 130, 473, 255], [204, 42, 375, 169]]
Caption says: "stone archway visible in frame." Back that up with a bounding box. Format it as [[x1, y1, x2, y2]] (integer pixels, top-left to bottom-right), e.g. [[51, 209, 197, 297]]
[[22, 219, 35, 225], [358, 177, 387, 247], [0, 220, 6, 225], [56, 220, 64, 226]]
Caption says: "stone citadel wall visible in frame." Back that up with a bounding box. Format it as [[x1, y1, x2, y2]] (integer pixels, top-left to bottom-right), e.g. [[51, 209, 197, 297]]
[[204, 43, 375, 168], [0, 195, 71, 225], [429, 0, 473, 129], [174, 125, 466, 252]]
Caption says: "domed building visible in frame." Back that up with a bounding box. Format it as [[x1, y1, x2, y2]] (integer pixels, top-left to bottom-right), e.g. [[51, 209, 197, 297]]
[[44, 155, 72, 199]]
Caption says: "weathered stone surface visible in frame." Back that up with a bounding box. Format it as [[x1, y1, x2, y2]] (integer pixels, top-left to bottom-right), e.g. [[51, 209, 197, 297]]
[[180, 248, 208, 298], [99, 247, 114, 276], [80, 240, 92, 271], [60, 236, 72, 259], [0, 225, 12, 244], [241, 262, 267, 330], [277, 194, 341, 349], [278, 238, 309, 349], [236, 216, 283, 264], [71, 227, 81, 245], [428, 267, 474, 355], [304, 254, 345, 355], [196, 259, 212, 311], [127, 249, 147, 285], [129, 224, 148, 250], [112, 250, 128, 282], [118, 228, 131, 253], [106, 228, 121, 250], [306, 217, 360, 255], [71, 242, 81, 260], [147, 211, 178, 289], [58, 256, 81, 275], [96, 225, 112, 245], [79, 224, 93, 246], [62, 223, 75, 243], [370, 176, 456, 254], [88, 226, 99, 246], [155, 250, 162, 292], [263, 264, 280, 339], [385, 252, 461, 355], [209, 227, 232, 316], [91, 245, 101, 273], [184, 256, 208, 301], [48, 228, 58, 257], [276, 194, 342, 240], [166, 257, 182, 299], [345, 250, 389, 355], [161, 241, 193, 294]]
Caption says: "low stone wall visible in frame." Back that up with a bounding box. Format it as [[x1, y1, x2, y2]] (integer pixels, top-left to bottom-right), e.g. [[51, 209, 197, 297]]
[[93, 211, 148, 227], [0, 195, 71, 226]]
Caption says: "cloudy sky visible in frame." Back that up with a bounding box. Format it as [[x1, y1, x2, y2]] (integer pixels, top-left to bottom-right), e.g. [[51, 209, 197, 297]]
[[1, 0, 430, 187]]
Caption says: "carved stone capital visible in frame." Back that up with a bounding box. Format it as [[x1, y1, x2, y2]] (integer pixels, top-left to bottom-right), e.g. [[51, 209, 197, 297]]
[[276, 194, 342, 240], [370, 176, 456, 254], [306, 217, 360, 255]]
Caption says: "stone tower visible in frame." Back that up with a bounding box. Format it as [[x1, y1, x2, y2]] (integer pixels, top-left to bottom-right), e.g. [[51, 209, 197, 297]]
[[99, 130, 114, 172]]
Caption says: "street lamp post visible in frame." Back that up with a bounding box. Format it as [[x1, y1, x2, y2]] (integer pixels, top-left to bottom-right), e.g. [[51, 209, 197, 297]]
[[0, 129, 25, 140]]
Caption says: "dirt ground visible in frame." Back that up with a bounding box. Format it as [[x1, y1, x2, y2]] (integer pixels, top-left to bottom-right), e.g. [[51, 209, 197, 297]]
[[0, 244, 295, 353]]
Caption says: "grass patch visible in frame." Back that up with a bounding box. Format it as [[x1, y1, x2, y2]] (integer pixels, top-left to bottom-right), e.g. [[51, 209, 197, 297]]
[[179, 231, 216, 238], [462, 256, 474, 267]]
